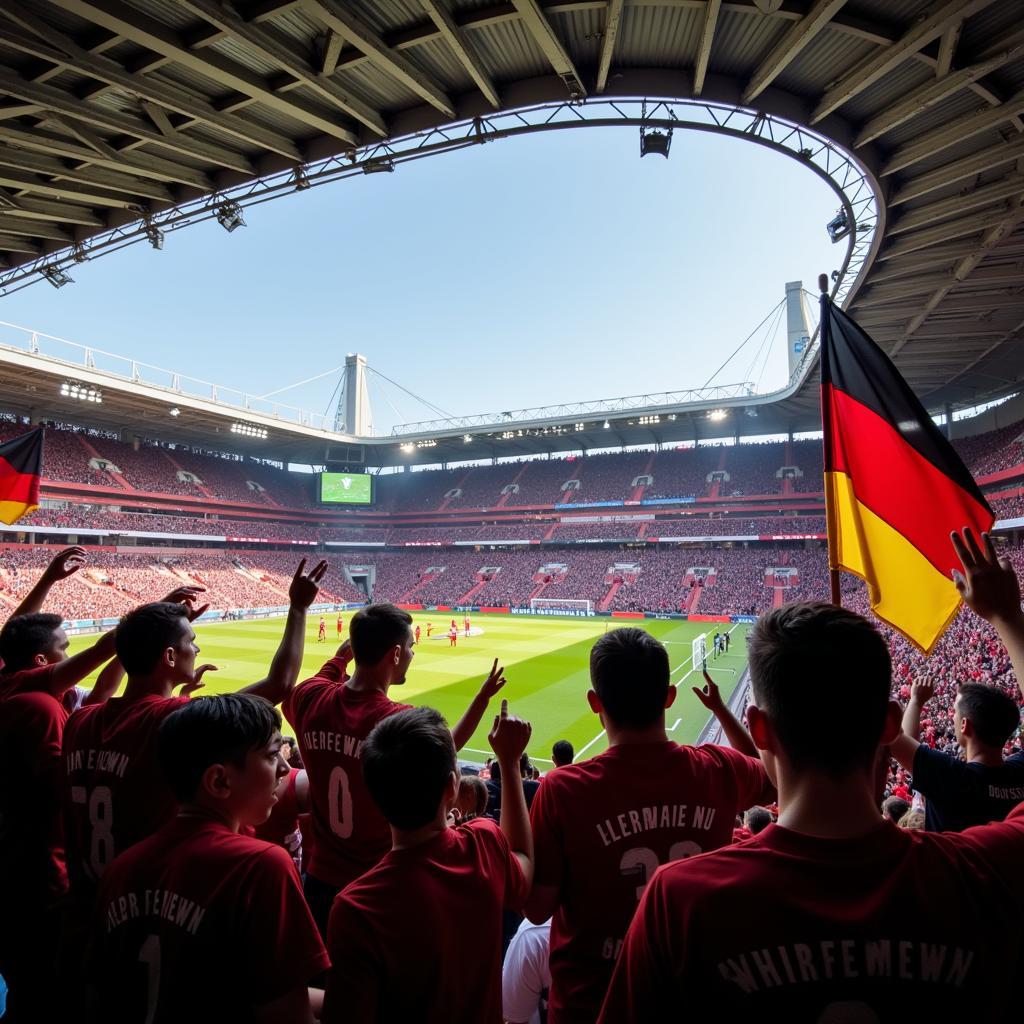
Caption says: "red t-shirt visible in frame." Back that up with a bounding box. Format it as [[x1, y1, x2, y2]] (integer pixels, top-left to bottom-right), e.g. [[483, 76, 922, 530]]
[[530, 740, 774, 1023], [599, 805, 1024, 1020], [322, 817, 528, 1023], [0, 663, 59, 701], [283, 656, 411, 889], [90, 816, 329, 1023], [63, 694, 189, 902], [253, 767, 302, 870], [0, 689, 68, 909]]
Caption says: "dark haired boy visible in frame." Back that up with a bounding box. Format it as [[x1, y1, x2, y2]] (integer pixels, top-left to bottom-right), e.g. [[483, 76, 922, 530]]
[[599, 529, 1024, 1020], [88, 694, 327, 1023], [285, 601, 508, 936], [525, 626, 773, 1023], [321, 700, 533, 1023]]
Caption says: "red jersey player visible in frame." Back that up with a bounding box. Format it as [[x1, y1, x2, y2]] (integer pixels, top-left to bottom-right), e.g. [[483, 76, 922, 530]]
[[414, 624, 421, 644], [449, 624, 458, 647], [322, 701, 533, 1023], [62, 561, 327, 936], [525, 628, 774, 1023], [336, 613, 344, 639], [464, 616, 471, 637], [88, 694, 328, 1023], [600, 531, 1024, 1020], [283, 603, 508, 937], [318, 616, 327, 643]]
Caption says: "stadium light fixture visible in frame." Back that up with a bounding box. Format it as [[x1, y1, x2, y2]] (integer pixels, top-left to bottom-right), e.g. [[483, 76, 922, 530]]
[[639, 415, 661, 425], [216, 202, 245, 233], [707, 409, 728, 422], [230, 421, 267, 439], [43, 265, 73, 288], [144, 221, 164, 250], [400, 443, 414, 453], [603, 420, 610, 429], [60, 381, 102, 403], [463, 434, 472, 443], [169, 407, 181, 417], [293, 166, 311, 190], [826, 209, 850, 243], [363, 157, 396, 174], [415, 439, 437, 449]]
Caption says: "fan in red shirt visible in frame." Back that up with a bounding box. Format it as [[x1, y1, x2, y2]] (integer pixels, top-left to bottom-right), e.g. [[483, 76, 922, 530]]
[[89, 693, 329, 1024], [524, 630, 774, 1024], [284, 602, 508, 938], [253, 766, 308, 871], [599, 529, 1024, 1021], [62, 562, 327, 962], [321, 700, 533, 1023]]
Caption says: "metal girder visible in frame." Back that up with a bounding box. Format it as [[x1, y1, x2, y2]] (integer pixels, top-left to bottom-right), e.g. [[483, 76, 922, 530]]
[[0, 146, 174, 203], [3, 196, 104, 226], [509, 0, 587, 99], [0, 69, 256, 174], [176, 0, 387, 136], [879, 203, 1024, 261], [52, 0, 359, 145], [882, 87, 1024, 176], [888, 175, 1024, 236], [0, 216, 72, 242], [925, 320, 1024, 395], [810, 0, 994, 125], [935, 19, 964, 76], [595, 0, 624, 94], [0, 234, 41, 255], [890, 135, 1024, 205], [693, 0, 722, 98], [853, 44, 1021, 147], [865, 242, 983, 281], [742, 0, 847, 103], [853, 272, 959, 307], [891, 202, 1024, 354], [305, 0, 455, 117], [0, 167, 139, 208], [0, 15, 300, 159], [319, 29, 343, 76], [418, 0, 500, 108]]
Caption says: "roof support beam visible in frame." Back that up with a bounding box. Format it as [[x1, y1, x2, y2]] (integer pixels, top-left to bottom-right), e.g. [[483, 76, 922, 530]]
[[0, 216, 73, 242], [924, 318, 1024, 396], [866, 242, 984, 281], [693, 0, 722, 97], [890, 198, 1024, 356], [509, 0, 587, 99], [879, 204, 1024, 261], [419, 0, 500, 108], [854, 42, 1023, 147], [1, 196, 104, 226], [304, 0, 455, 116], [595, 0, 624, 94], [320, 29, 343, 76], [743, 0, 847, 103], [890, 135, 1024, 205], [810, 0, 994, 124], [889, 175, 1024, 236], [0, 168, 137, 209], [52, 0, 359, 144], [936, 18, 963, 76], [176, 0, 387, 136], [0, 234, 41, 255], [881, 87, 1024, 176]]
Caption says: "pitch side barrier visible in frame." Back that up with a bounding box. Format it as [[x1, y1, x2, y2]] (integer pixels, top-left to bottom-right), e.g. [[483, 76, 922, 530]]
[[61, 601, 366, 635], [393, 603, 760, 625]]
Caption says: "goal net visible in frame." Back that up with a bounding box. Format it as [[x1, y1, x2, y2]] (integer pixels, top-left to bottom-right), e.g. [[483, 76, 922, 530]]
[[691, 633, 708, 673], [529, 598, 594, 617]]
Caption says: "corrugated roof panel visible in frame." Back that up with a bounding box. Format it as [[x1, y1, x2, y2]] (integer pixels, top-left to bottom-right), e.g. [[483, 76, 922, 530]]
[[335, 62, 419, 112], [958, 0, 1024, 54], [841, 60, 934, 123], [615, 4, 704, 70], [548, 8, 604, 74], [706, 7, 793, 79], [851, 0, 934, 23], [207, 35, 284, 78], [470, 20, 551, 81], [879, 88, 993, 147], [115, 0, 197, 31], [774, 29, 877, 95], [406, 36, 476, 94]]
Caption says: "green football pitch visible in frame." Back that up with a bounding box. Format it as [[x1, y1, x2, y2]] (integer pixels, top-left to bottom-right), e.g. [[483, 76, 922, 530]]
[[72, 614, 749, 765]]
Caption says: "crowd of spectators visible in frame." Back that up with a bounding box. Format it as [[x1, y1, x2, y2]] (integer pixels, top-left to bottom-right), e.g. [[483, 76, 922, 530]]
[[952, 418, 1024, 477]]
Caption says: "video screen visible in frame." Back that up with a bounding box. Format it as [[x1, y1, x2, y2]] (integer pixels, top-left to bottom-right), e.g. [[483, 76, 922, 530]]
[[319, 471, 373, 505]]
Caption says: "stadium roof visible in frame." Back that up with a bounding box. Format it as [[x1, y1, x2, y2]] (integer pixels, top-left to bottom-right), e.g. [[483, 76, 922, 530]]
[[0, 1, 1022, 467]]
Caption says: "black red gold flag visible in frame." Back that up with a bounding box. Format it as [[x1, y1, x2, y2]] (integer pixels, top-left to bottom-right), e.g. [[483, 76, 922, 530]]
[[0, 427, 43, 525]]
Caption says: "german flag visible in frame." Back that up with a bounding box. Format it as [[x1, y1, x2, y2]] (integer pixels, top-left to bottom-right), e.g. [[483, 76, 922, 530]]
[[820, 295, 993, 654], [0, 427, 43, 525]]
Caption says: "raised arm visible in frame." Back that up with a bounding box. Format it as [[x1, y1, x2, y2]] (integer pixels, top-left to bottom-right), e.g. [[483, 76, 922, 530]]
[[50, 629, 118, 697], [489, 698, 534, 887], [890, 674, 934, 768], [241, 560, 328, 705], [451, 658, 506, 751], [952, 528, 1024, 699], [692, 672, 759, 759], [81, 656, 125, 707], [12, 546, 86, 618]]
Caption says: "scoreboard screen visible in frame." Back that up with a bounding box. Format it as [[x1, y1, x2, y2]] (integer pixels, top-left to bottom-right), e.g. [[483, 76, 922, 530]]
[[319, 472, 373, 505]]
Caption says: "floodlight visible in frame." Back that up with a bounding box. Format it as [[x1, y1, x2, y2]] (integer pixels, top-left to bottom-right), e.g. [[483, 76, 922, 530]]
[[144, 221, 164, 250], [169, 407, 181, 417], [230, 421, 267, 439], [216, 202, 245, 232], [400, 443, 414, 453], [363, 158, 395, 174], [44, 265, 73, 288], [463, 434, 472, 443], [640, 126, 672, 159], [293, 166, 311, 190], [603, 420, 610, 429], [707, 409, 728, 422], [826, 209, 850, 243], [60, 381, 102, 403]]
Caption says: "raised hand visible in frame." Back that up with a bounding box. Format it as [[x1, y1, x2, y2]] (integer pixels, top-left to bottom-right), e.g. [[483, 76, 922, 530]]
[[335, 637, 353, 661], [160, 584, 209, 621], [479, 658, 507, 701], [951, 528, 1022, 625], [488, 698, 532, 763], [289, 559, 329, 610], [179, 663, 217, 698], [692, 670, 724, 712], [909, 674, 935, 706], [42, 545, 87, 583]]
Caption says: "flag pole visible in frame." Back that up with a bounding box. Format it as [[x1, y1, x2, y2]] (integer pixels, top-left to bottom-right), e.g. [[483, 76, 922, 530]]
[[818, 273, 842, 608]]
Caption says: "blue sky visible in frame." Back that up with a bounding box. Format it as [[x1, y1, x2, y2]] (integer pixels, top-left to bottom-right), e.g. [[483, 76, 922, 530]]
[[0, 127, 841, 435]]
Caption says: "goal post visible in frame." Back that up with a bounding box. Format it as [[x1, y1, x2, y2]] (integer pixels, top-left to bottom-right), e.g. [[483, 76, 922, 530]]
[[691, 632, 708, 674], [529, 598, 594, 617]]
